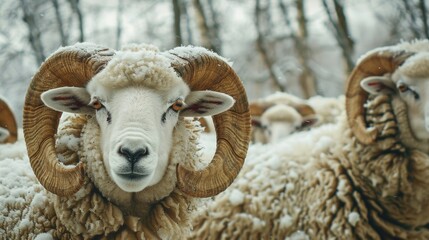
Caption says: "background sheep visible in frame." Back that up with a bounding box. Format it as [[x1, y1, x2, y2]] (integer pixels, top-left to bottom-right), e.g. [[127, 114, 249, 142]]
[[190, 39, 429, 239], [0, 42, 250, 239], [249, 92, 343, 144], [0, 97, 17, 143]]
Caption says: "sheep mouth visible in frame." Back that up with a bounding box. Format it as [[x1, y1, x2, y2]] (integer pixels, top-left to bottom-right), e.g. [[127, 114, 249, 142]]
[[116, 173, 150, 181]]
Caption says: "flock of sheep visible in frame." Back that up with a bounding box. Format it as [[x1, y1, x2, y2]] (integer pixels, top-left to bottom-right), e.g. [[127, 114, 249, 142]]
[[1, 39, 429, 239]]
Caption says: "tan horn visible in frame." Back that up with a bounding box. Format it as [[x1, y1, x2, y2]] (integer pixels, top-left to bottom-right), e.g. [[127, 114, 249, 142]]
[[0, 98, 18, 143], [345, 49, 413, 145], [23, 44, 114, 196], [164, 47, 251, 198]]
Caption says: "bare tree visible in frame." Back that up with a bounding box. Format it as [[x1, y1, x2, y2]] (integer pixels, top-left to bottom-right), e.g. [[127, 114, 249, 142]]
[[207, 0, 222, 53], [419, 0, 429, 38], [182, 0, 194, 45], [173, 0, 183, 46], [67, 0, 85, 42], [279, 0, 318, 98], [401, 0, 422, 38], [51, 0, 67, 46], [192, 0, 221, 53], [322, 0, 354, 74], [255, 0, 285, 92], [115, 0, 124, 49], [19, 0, 45, 65]]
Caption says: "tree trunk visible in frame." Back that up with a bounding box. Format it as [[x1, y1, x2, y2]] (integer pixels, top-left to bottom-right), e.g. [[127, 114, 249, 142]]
[[19, 0, 45, 65], [181, 0, 193, 45], [193, 0, 211, 49], [255, 0, 285, 92], [115, 0, 124, 49], [207, 0, 222, 53], [279, 0, 317, 98], [68, 0, 85, 42], [322, 0, 354, 74], [51, 0, 67, 46], [295, 0, 317, 98], [419, 0, 429, 38], [173, 0, 183, 46]]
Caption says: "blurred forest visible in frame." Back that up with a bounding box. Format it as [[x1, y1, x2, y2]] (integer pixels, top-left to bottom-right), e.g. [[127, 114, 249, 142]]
[[0, 0, 428, 125]]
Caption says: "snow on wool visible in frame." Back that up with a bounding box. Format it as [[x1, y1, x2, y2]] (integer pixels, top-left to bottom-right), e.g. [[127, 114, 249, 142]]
[[190, 40, 429, 239]]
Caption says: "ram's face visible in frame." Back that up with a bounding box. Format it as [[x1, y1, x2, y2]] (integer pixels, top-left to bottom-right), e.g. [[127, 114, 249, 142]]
[[41, 80, 234, 193], [392, 75, 429, 140], [361, 72, 429, 140], [89, 85, 189, 192]]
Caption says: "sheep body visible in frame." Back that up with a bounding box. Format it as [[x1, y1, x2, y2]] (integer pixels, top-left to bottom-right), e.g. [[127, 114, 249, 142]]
[[191, 96, 429, 239], [3, 42, 249, 239], [191, 41, 429, 239], [0, 114, 204, 239], [250, 92, 344, 143]]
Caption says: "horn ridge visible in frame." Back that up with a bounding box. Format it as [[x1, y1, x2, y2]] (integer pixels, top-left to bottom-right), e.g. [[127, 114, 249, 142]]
[[23, 43, 114, 196], [165, 47, 251, 198], [345, 49, 413, 145]]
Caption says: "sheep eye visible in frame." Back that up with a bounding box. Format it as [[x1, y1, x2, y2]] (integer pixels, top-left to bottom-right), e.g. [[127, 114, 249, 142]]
[[170, 99, 184, 112], [397, 83, 420, 100], [91, 99, 104, 110], [397, 83, 409, 93]]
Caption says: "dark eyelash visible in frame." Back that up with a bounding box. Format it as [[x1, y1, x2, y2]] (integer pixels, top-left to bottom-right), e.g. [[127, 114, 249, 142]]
[[107, 111, 112, 124], [412, 90, 420, 100], [161, 112, 167, 123]]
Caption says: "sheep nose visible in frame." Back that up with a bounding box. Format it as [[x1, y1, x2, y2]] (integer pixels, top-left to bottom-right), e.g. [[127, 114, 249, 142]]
[[118, 147, 149, 164]]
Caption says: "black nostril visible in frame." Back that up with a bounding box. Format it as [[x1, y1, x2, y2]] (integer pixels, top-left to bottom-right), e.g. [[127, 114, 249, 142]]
[[118, 147, 149, 164], [134, 147, 149, 160]]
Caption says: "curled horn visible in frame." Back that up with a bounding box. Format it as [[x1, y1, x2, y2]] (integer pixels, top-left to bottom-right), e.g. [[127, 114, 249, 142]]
[[23, 44, 114, 196], [0, 98, 18, 143], [164, 48, 251, 198], [345, 49, 413, 145]]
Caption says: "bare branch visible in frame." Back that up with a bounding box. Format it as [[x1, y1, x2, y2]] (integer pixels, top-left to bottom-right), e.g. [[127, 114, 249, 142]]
[[402, 0, 422, 38], [255, 0, 285, 92], [321, 0, 354, 74], [419, 0, 429, 38], [19, 0, 45, 65], [68, 0, 85, 42], [115, 0, 124, 49], [51, 0, 67, 46], [172, 0, 183, 46]]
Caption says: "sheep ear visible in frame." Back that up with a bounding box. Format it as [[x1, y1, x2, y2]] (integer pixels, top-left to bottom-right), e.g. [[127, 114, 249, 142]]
[[360, 76, 396, 95], [41, 87, 93, 114], [180, 91, 235, 117]]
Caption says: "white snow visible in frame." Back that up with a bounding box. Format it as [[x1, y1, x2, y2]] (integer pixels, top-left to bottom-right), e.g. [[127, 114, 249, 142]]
[[348, 211, 360, 227], [228, 189, 245, 206], [34, 233, 54, 240]]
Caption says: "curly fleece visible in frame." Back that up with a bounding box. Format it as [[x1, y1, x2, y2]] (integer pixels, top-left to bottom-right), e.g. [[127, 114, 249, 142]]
[[190, 94, 429, 240]]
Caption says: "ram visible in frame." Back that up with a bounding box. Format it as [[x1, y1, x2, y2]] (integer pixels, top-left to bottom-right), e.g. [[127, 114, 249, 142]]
[[190, 39, 429, 239], [249, 93, 319, 143], [0, 43, 250, 239], [0, 97, 18, 143]]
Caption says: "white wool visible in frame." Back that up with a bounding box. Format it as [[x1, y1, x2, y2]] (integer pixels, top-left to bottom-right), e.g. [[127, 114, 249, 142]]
[[280, 214, 294, 228], [89, 47, 184, 91], [0, 129, 27, 160], [34, 233, 54, 240], [56, 134, 80, 152], [286, 231, 310, 240], [348, 212, 360, 227], [228, 189, 245, 206]]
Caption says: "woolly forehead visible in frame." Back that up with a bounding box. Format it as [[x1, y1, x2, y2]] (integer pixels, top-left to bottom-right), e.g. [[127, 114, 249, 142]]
[[88, 50, 189, 95], [262, 105, 302, 123], [396, 52, 429, 79]]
